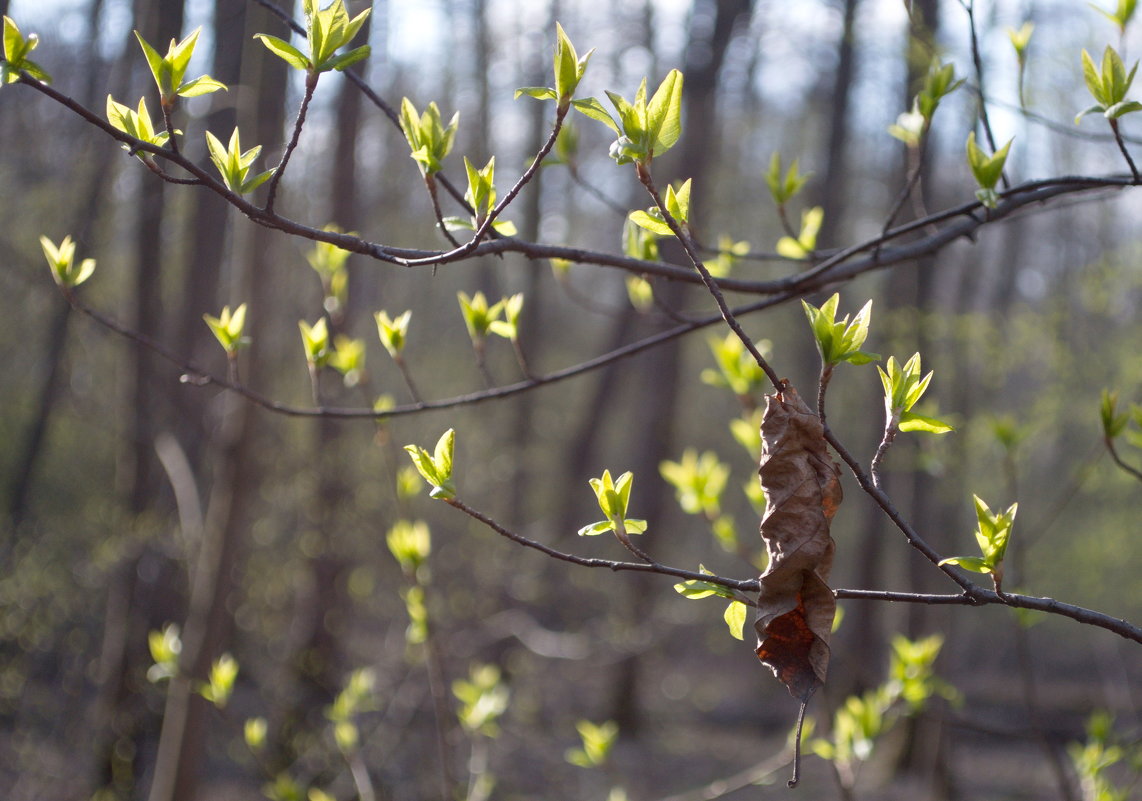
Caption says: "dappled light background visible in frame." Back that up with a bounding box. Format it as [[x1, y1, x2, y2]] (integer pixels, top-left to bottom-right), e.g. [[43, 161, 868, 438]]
[[0, 1, 1140, 800]]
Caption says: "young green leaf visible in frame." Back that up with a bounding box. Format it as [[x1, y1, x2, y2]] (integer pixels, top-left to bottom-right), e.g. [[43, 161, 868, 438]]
[[253, 34, 310, 71], [203, 303, 249, 354], [456, 156, 516, 234], [723, 600, 747, 640], [458, 291, 505, 344], [403, 429, 457, 500], [386, 519, 431, 575], [887, 101, 926, 147], [939, 495, 1017, 591], [570, 96, 621, 133], [198, 653, 238, 708], [702, 236, 749, 277], [1101, 389, 1130, 438], [887, 634, 958, 711], [966, 132, 1012, 208], [802, 293, 880, 367], [107, 95, 175, 151], [1, 16, 51, 85], [255, 0, 371, 76], [775, 206, 824, 259], [1076, 46, 1142, 123], [578, 469, 648, 537], [585, 69, 684, 166], [516, 22, 597, 112], [729, 408, 764, 459], [398, 98, 459, 176], [488, 293, 524, 340], [1092, 0, 1138, 33], [660, 449, 729, 518], [565, 719, 618, 768], [630, 177, 696, 236], [328, 335, 365, 385], [878, 353, 953, 434], [146, 623, 182, 682], [701, 331, 768, 398], [646, 68, 683, 157], [244, 718, 267, 750], [135, 27, 226, 106], [626, 276, 654, 311], [1007, 22, 1034, 59], [622, 217, 661, 261], [916, 58, 965, 122], [376, 309, 412, 358], [453, 663, 511, 737], [298, 317, 330, 367], [205, 128, 275, 194], [40, 234, 96, 289], [766, 153, 813, 205]]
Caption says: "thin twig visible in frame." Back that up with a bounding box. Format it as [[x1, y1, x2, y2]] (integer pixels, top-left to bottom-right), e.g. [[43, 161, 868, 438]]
[[19, 72, 1142, 300], [425, 174, 461, 247], [443, 497, 759, 593], [823, 426, 975, 592], [961, 0, 1009, 189], [869, 420, 898, 491], [392, 355, 424, 404], [264, 75, 317, 214], [441, 495, 1142, 643], [654, 747, 794, 801], [636, 164, 783, 391], [399, 105, 569, 267], [881, 139, 927, 241], [1105, 437, 1142, 483], [1109, 118, 1141, 183], [568, 166, 628, 216]]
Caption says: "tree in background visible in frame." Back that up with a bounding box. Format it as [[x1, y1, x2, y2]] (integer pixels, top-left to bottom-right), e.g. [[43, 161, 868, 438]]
[[1, 1, 1141, 800]]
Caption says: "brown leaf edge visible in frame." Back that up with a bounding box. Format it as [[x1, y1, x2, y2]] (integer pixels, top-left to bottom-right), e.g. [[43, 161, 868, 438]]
[[753, 382, 843, 786]]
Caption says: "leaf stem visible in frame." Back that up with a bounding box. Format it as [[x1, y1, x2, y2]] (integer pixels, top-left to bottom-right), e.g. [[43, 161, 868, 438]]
[[787, 697, 810, 788]]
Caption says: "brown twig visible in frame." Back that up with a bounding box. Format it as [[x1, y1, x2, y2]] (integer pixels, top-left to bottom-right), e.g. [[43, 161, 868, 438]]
[[399, 104, 569, 267], [636, 164, 783, 391], [264, 74, 317, 214], [1109, 118, 1141, 183], [1104, 437, 1142, 482]]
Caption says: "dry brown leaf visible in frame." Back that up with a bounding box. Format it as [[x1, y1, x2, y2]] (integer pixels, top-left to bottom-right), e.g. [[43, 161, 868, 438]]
[[754, 382, 842, 702]]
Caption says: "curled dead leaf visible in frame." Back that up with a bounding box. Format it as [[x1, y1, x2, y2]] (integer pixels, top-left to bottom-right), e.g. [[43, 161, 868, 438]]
[[754, 383, 842, 702]]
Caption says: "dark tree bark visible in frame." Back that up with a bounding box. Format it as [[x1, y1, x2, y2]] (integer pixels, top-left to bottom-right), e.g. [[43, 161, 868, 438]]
[[147, 5, 289, 799], [607, 0, 755, 733], [172, 0, 247, 474], [277, 2, 374, 756], [814, 0, 860, 250], [4, 0, 110, 532]]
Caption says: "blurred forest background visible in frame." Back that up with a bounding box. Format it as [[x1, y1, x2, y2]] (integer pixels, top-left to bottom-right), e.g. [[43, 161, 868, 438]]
[[1, 0, 1141, 799]]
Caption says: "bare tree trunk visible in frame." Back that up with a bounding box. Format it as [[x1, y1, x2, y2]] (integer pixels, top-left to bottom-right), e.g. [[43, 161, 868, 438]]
[[607, 0, 754, 733], [814, 0, 860, 250], [172, 0, 246, 474], [146, 5, 288, 798], [277, 5, 373, 752]]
